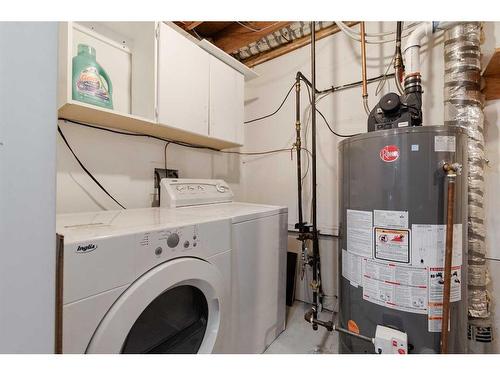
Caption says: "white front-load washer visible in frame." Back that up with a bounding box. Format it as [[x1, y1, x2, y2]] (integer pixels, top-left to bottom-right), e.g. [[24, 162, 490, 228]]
[[56, 208, 232, 354], [160, 179, 288, 353]]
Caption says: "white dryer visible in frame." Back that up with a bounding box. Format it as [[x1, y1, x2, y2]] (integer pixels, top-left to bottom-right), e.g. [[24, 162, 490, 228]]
[[160, 179, 288, 353], [56, 208, 232, 354]]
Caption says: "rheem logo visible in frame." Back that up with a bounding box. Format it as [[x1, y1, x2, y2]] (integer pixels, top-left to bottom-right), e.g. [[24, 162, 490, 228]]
[[379, 145, 400, 162]]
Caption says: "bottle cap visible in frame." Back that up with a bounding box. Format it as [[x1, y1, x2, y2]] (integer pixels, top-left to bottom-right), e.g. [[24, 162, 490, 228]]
[[77, 44, 96, 57]]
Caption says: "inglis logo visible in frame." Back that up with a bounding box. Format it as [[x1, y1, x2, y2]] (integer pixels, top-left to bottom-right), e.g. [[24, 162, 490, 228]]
[[76, 243, 97, 254], [379, 145, 400, 162]]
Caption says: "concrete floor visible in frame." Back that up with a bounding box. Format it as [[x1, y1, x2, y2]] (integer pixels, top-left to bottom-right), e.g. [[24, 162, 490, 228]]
[[265, 301, 339, 354]]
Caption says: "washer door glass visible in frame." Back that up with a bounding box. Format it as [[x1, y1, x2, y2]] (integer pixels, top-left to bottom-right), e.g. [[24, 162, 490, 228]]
[[121, 285, 208, 354]]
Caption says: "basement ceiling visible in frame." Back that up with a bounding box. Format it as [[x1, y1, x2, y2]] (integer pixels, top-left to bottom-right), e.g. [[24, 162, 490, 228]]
[[174, 21, 359, 68]]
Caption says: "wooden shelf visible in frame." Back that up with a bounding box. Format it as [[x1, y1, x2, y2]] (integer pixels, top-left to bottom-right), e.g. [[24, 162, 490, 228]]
[[58, 101, 242, 150], [484, 48, 500, 101]]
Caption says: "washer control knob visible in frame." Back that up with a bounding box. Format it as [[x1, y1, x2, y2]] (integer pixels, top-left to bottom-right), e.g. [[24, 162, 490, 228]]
[[167, 233, 180, 248], [184, 240, 190, 248], [216, 184, 227, 193]]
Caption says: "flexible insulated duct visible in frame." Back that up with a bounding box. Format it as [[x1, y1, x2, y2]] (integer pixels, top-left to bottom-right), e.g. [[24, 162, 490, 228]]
[[443, 23, 491, 346]]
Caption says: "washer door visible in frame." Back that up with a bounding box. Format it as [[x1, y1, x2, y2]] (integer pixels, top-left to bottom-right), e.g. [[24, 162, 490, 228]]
[[86, 257, 226, 353]]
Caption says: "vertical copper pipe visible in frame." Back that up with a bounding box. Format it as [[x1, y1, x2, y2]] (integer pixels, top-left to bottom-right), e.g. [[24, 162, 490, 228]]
[[360, 22, 368, 97], [441, 165, 456, 354], [360, 22, 370, 115], [55, 234, 64, 354]]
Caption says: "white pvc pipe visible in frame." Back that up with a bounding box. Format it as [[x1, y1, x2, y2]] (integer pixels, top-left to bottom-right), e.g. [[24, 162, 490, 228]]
[[403, 21, 463, 76], [403, 22, 433, 74]]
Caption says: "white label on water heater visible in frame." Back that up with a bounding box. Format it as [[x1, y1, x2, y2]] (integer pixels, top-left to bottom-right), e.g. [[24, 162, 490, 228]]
[[411, 224, 463, 332], [342, 249, 362, 287], [374, 210, 409, 229], [434, 135, 456, 152], [374, 228, 410, 263], [411, 224, 462, 268], [428, 266, 462, 332], [347, 209, 373, 258], [362, 259, 428, 314]]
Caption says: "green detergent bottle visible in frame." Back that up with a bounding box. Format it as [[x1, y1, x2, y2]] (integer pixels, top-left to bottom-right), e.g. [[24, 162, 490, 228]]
[[72, 44, 113, 109]]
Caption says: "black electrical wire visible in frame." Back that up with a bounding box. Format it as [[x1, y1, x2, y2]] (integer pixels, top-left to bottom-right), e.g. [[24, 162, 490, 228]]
[[58, 119, 313, 211], [57, 125, 126, 210], [244, 83, 295, 124], [58, 118, 313, 158], [302, 81, 360, 138], [316, 108, 360, 138], [164, 142, 170, 171]]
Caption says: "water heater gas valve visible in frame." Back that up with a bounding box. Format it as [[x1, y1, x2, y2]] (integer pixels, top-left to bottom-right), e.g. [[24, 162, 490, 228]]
[[374, 325, 408, 354]]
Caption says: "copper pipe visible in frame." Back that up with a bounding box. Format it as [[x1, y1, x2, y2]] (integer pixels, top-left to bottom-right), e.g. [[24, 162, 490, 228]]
[[55, 234, 64, 354], [360, 22, 369, 115], [440, 163, 457, 354]]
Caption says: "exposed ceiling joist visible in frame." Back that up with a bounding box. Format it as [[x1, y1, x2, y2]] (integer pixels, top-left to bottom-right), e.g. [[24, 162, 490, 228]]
[[241, 21, 359, 68], [211, 22, 292, 54], [183, 21, 204, 30]]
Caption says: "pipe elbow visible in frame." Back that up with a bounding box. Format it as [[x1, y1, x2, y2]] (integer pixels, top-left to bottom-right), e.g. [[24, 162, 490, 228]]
[[403, 22, 433, 53]]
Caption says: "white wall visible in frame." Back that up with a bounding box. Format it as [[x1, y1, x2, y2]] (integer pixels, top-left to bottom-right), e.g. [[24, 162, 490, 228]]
[[0, 22, 58, 353], [243, 22, 500, 351], [56, 121, 242, 212]]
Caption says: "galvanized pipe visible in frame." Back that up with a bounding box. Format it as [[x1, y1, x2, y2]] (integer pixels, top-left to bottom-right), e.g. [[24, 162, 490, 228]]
[[310, 21, 320, 330], [295, 75, 303, 227]]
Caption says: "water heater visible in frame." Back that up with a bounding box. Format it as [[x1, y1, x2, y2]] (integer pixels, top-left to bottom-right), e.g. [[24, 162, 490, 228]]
[[338, 125, 468, 353]]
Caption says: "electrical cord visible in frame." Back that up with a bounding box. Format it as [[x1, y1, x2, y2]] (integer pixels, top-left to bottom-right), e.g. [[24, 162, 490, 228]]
[[164, 142, 170, 171], [301, 80, 360, 137], [58, 119, 312, 208], [244, 82, 295, 124], [58, 118, 312, 157], [57, 125, 126, 210]]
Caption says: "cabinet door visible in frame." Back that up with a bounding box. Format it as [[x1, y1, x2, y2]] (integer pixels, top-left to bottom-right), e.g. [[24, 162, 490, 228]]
[[157, 23, 209, 136], [209, 56, 244, 145]]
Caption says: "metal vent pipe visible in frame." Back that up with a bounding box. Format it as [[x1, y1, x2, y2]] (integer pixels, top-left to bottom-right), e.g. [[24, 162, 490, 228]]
[[443, 22, 491, 352]]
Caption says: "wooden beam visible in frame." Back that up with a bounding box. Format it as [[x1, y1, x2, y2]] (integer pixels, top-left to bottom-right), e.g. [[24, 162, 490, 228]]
[[184, 21, 204, 30], [484, 48, 500, 100], [484, 48, 500, 77], [212, 22, 291, 54], [242, 22, 359, 68]]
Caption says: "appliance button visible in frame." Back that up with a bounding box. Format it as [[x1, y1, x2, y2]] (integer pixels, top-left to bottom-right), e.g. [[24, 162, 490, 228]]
[[184, 241, 190, 248], [216, 184, 227, 193], [154, 247, 163, 256], [167, 233, 180, 248]]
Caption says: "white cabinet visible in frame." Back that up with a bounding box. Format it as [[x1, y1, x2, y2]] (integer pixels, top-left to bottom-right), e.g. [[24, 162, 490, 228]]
[[209, 55, 244, 145], [157, 23, 210, 137], [58, 22, 158, 121], [58, 22, 250, 150]]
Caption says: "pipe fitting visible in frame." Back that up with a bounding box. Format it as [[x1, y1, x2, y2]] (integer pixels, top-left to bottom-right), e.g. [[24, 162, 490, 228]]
[[404, 21, 464, 76]]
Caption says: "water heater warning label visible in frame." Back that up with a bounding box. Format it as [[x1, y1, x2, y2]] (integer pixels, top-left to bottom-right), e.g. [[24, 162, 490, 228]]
[[362, 259, 428, 314], [374, 228, 410, 263]]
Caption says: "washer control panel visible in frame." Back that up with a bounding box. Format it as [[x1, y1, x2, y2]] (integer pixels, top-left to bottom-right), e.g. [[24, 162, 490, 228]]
[[137, 225, 200, 259], [160, 178, 233, 208]]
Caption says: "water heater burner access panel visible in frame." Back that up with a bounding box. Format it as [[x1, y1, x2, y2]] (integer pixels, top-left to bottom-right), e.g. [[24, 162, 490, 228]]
[[160, 178, 234, 208]]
